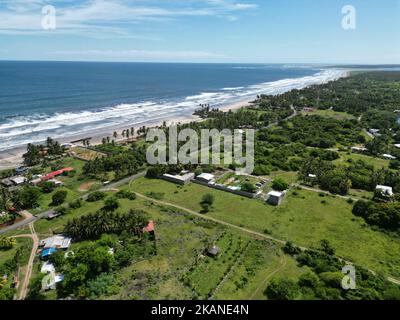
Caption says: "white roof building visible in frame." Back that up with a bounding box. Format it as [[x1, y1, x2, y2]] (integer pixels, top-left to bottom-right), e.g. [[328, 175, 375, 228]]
[[383, 154, 397, 160], [162, 172, 195, 185], [196, 173, 215, 183], [394, 144, 400, 149], [40, 235, 72, 250], [376, 185, 394, 197], [10, 176, 27, 185]]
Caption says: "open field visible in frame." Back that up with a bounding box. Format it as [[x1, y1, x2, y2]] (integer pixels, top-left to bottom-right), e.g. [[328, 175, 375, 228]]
[[128, 177, 400, 278], [334, 152, 390, 169], [301, 109, 356, 121]]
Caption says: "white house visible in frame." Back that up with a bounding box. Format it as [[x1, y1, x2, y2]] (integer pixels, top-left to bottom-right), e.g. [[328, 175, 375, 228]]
[[375, 185, 394, 197], [161, 172, 195, 185], [196, 173, 215, 184]]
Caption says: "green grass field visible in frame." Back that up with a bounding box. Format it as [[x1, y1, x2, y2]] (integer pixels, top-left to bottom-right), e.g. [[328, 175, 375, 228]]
[[128, 177, 400, 278], [334, 152, 390, 169], [301, 109, 355, 121]]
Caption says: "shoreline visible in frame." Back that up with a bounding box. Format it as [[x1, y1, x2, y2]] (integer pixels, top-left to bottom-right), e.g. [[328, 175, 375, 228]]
[[0, 97, 253, 170]]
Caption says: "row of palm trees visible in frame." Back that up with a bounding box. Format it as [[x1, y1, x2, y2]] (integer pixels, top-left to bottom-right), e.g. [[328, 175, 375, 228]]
[[64, 209, 149, 241]]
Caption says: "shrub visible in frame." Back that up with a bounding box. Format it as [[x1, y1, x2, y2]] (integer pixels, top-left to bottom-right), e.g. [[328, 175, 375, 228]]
[[272, 178, 289, 191], [51, 190, 68, 206], [115, 190, 136, 200], [69, 199, 82, 209], [87, 191, 106, 202]]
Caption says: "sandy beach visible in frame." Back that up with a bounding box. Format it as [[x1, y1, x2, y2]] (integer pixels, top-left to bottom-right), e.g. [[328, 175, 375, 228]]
[[0, 97, 253, 170]]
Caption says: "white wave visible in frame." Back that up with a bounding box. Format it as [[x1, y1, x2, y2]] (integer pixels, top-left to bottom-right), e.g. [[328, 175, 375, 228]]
[[0, 68, 347, 151]]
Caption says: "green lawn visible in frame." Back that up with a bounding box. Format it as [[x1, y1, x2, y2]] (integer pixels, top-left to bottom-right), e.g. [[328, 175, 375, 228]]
[[128, 177, 400, 278]]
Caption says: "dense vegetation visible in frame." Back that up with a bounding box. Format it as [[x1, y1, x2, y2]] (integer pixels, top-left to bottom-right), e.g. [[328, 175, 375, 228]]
[[64, 209, 149, 241], [270, 240, 400, 300]]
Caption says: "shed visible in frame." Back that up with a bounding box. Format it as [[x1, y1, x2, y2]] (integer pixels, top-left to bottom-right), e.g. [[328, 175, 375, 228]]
[[206, 245, 220, 257], [41, 262, 55, 274], [267, 191, 285, 206]]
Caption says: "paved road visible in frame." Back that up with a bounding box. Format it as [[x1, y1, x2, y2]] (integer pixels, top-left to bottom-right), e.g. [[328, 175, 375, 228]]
[[0, 171, 147, 235]]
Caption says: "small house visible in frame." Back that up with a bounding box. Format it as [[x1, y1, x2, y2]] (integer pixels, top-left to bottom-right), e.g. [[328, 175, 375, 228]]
[[382, 154, 397, 160], [48, 179, 64, 187], [9, 176, 27, 186], [196, 173, 215, 184], [161, 172, 195, 185], [267, 191, 285, 206], [40, 235, 72, 250], [351, 147, 368, 154], [375, 185, 394, 197], [206, 245, 220, 257], [41, 262, 55, 274]]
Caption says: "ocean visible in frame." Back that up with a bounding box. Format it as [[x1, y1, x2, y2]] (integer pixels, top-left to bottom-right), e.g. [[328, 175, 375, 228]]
[[0, 62, 346, 152]]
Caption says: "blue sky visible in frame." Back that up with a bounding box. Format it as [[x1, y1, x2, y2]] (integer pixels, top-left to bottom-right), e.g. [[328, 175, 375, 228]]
[[0, 0, 399, 63]]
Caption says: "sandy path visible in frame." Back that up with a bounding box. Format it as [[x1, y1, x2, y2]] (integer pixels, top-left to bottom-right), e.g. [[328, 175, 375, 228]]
[[12, 223, 39, 300]]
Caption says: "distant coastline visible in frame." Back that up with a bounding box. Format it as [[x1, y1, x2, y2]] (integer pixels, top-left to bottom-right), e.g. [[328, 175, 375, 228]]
[[0, 67, 349, 170]]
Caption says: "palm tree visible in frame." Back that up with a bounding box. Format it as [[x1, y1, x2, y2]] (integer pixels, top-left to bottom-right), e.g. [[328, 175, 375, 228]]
[[113, 131, 118, 139], [0, 186, 12, 212]]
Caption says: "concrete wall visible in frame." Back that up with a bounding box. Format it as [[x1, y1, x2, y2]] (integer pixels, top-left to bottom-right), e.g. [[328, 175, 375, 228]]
[[193, 179, 256, 199]]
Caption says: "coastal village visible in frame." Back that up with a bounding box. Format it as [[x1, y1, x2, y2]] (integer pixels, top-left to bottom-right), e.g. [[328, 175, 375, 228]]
[[1, 72, 400, 300]]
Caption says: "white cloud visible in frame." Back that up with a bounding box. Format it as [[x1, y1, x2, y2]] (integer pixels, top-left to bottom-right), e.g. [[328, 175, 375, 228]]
[[0, 0, 257, 37]]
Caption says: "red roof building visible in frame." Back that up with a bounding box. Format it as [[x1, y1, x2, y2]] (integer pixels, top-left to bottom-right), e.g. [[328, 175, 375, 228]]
[[41, 168, 74, 181]]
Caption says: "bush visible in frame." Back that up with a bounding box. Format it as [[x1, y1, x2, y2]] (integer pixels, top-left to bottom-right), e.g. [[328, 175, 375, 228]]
[[103, 197, 119, 212], [87, 191, 106, 202], [69, 199, 82, 209], [265, 278, 299, 300], [241, 182, 256, 193], [272, 178, 289, 191], [201, 194, 215, 206], [115, 190, 136, 200], [51, 190, 68, 206]]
